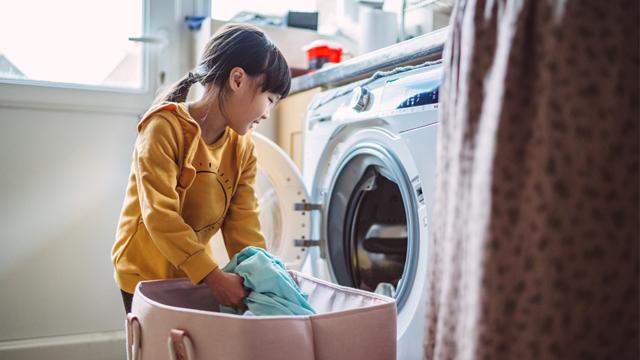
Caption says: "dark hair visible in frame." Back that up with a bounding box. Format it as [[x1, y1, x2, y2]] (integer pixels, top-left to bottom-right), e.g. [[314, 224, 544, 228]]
[[158, 23, 291, 106]]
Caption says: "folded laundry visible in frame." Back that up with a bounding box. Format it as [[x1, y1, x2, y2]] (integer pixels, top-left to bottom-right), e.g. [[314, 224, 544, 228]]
[[220, 246, 316, 316]]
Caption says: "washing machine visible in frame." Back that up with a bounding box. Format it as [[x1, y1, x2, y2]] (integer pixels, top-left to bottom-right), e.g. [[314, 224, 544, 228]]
[[250, 61, 442, 359]]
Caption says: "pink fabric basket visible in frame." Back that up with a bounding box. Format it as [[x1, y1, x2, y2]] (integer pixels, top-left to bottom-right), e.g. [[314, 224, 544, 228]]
[[126, 270, 397, 360]]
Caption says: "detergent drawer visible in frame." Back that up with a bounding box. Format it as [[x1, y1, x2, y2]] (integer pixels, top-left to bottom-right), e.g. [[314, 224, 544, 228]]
[[126, 270, 396, 360]]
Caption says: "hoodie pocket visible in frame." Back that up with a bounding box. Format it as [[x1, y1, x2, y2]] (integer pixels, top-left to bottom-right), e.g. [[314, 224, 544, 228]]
[[114, 216, 142, 266]]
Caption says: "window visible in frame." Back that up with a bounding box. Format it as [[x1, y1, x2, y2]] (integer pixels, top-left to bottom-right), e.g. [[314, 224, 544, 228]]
[[0, 0, 144, 89]]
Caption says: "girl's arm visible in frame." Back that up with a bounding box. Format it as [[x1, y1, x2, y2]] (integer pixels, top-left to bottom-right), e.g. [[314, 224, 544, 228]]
[[221, 141, 267, 257]]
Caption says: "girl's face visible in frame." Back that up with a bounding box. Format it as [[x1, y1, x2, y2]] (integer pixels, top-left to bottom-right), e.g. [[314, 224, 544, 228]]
[[224, 68, 279, 135]]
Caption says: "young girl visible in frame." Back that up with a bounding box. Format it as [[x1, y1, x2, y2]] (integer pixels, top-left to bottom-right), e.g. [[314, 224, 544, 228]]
[[111, 24, 291, 314]]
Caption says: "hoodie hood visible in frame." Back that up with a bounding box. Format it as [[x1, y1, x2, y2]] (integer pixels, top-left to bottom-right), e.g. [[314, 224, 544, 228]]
[[136, 102, 202, 190]]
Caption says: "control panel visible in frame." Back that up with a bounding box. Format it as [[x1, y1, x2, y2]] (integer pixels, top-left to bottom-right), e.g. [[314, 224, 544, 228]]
[[381, 74, 440, 112]]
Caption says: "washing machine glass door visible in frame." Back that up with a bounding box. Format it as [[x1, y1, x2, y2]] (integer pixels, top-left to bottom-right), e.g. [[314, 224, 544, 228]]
[[251, 132, 311, 270]]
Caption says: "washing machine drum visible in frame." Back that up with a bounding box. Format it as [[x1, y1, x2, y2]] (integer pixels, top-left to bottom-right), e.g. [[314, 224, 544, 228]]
[[326, 150, 419, 309]]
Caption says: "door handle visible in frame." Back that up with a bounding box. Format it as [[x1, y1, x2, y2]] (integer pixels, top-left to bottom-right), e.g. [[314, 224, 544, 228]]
[[128, 36, 163, 44]]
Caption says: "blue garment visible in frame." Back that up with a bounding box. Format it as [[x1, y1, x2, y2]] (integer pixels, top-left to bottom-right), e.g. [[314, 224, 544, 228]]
[[220, 246, 316, 316]]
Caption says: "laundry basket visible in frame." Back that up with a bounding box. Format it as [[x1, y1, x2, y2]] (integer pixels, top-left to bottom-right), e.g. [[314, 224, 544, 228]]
[[125, 270, 396, 360]]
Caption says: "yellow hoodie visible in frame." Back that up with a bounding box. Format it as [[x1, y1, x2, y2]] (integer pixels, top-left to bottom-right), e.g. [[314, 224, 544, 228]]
[[111, 102, 266, 294]]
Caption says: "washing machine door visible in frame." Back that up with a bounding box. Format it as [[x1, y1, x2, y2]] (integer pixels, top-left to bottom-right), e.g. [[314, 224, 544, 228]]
[[251, 132, 311, 270]]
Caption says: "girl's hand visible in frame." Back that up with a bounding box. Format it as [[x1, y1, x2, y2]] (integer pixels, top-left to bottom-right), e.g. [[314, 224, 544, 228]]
[[204, 268, 249, 311]]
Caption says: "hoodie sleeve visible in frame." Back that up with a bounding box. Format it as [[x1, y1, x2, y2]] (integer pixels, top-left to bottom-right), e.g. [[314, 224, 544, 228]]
[[134, 115, 217, 284], [221, 140, 267, 258]]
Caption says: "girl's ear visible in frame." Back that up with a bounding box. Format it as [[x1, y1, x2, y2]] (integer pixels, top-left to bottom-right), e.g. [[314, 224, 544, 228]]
[[228, 67, 246, 92]]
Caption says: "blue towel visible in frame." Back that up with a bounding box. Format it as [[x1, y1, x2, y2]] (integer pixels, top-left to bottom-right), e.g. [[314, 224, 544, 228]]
[[219, 246, 316, 316]]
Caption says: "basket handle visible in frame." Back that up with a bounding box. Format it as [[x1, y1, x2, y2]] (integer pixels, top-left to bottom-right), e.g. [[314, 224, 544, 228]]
[[168, 329, 195, 360], [126, 314, 141, 360]]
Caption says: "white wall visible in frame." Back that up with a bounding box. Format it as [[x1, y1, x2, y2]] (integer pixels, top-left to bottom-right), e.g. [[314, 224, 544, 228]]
[[0, 105, 137, 358]]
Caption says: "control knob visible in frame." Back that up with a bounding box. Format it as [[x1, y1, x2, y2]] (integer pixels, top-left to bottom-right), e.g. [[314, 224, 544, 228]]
[[350, 86, 371, 112]]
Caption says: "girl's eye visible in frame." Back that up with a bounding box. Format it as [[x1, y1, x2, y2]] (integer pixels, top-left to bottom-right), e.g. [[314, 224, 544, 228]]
[[268, 97, 274, 104]]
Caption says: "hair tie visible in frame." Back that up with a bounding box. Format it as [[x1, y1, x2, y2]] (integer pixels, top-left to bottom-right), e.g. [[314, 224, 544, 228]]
[[186, 72, 198, 84]]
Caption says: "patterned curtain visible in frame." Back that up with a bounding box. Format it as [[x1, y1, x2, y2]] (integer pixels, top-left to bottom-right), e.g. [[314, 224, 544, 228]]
[[424, 0, 639, 359]]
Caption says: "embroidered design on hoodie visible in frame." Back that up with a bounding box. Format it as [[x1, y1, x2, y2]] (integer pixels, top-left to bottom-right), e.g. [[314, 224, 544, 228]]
[[183, 173, 227, 232], [182, 159, 233, 234]]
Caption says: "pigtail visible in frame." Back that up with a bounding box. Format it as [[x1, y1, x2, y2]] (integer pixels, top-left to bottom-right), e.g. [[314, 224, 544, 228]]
[[154, 72, 201, 104]]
